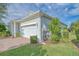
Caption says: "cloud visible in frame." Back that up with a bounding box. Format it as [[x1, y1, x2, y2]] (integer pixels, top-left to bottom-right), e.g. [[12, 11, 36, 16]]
[[7, 4, 31, 20], [74, 4, 79, 7], [35, 3, 40, 8], [64, 7, 69, 12], [68, 4, 79, 16], [69, 7, 79, 16], [56, 3, 69, 6], [6, 3, 79, 25], [47, 5, 52, 9]]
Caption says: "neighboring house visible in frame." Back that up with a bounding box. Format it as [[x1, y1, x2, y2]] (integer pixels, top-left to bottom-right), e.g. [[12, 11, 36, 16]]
[[9, 10, 67, 43]]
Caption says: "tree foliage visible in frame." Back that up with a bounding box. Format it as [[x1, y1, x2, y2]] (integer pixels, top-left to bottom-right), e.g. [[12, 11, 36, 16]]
[[0, 4, 10, 38], [70, 20, 79, 40], [0, 23, 10, 38], [0, 23, 6, 31], [0, 3, 7, 20], [62, 28, 69, 42], [48, 18, 61, 42]]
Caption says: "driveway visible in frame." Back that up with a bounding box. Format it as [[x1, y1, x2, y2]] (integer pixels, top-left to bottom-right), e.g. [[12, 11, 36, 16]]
[[0, 37, 30, 52]]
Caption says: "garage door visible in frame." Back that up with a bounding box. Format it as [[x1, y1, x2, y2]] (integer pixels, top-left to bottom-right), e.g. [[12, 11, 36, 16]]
[[21, 24, 37, 38]]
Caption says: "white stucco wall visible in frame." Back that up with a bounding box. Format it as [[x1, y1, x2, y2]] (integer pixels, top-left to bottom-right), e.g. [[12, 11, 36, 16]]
[[19, 17, 43, 43], [41, 16, 50, 31], [37, 17, 43, 43], [41, 16, 51, 40], [16, 16, 50, 42], [9, 22, 14, 36], [9, 21, 16, 37]]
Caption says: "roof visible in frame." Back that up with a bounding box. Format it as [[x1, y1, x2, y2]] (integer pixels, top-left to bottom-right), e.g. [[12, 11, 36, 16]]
[[60, 22, 67, 27], [11, 10, 53, 23], [10, 10, 67, 26]]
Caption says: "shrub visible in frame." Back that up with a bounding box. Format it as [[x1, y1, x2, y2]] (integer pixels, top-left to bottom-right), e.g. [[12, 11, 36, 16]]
[[30, 36, 37, 43], [75, 29, 79, 40], [51, 33, 61, 43], [62, 29, 69, 42], [70, 20, 79, 41], [0, 30, 11, 38], [72, 39, 79, 43], [0, 23, 11, 38], [48, 18, 61, 42], [6, 30, 11, 37]]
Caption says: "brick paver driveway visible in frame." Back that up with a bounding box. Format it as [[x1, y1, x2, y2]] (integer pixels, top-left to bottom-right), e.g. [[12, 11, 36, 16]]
[[0, 37, 30, 52]]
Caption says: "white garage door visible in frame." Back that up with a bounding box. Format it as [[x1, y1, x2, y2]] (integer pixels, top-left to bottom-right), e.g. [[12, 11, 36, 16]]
[[21, 24, 37, 38]]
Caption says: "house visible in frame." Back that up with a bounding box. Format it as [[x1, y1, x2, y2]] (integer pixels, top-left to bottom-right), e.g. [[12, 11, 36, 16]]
[[9, 10, 67, 43]]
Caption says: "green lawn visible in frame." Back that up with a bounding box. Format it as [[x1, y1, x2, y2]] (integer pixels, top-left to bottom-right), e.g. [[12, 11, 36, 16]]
[[0, 42, 79, 56]]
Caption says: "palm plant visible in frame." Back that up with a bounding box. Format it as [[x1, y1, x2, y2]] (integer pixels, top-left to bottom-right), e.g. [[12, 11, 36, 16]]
[[48, 18, 61, 42]]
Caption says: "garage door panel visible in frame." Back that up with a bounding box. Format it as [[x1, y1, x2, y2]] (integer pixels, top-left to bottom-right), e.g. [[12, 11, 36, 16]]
[[21, 24, 37, 38]]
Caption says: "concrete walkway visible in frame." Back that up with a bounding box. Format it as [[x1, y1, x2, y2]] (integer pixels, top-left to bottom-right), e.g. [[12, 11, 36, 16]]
[[0, 37, 30, 52]]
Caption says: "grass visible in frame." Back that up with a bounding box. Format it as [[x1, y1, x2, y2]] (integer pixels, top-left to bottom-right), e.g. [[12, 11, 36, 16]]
[[0, 42, 79, 56], [43, 42, 79, 56], [0, 44, 47, 56]]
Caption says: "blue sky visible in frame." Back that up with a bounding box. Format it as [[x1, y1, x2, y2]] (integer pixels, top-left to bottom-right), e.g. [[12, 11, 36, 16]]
[[3, 3, 79, 26]]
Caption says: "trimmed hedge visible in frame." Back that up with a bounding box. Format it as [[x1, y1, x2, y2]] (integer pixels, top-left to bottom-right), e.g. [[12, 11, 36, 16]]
[[30, 36, 37, 43]]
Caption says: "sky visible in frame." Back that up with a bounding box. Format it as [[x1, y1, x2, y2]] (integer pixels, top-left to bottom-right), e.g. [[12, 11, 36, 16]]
[[3, 3, 79, 26]]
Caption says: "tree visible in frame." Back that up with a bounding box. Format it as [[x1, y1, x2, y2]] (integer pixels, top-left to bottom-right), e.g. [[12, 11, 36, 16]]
[[70, 20, 79, 40], [48, 18, 61, 42], [0, 23, 11, 38], [0, 4, 10, 38], [0, 3, 7, 20], [0, 23, 6, 32]]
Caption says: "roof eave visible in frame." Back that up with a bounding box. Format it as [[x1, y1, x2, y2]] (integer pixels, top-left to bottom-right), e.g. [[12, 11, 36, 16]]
[[15, 10, 53, 23]]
